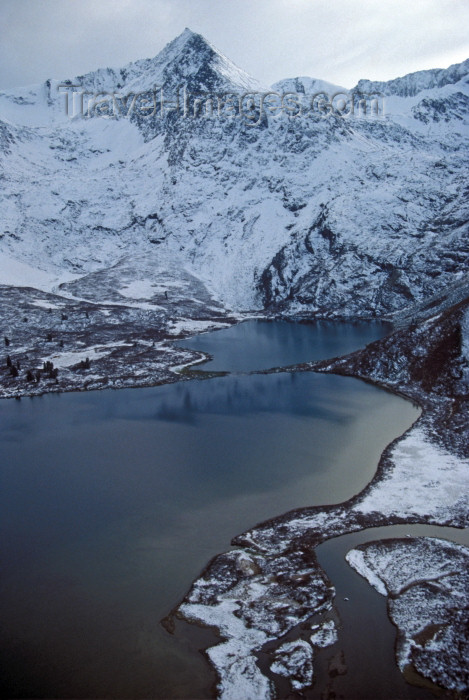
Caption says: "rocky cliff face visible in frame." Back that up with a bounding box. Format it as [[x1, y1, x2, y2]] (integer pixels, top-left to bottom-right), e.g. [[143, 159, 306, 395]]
[[0, 29, 468, 319]]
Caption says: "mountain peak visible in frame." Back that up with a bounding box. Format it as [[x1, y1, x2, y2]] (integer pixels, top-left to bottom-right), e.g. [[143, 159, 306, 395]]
[[71, 28, 260, 95], [181, 27, 197, 38], [162, 27, 209, 55], [154, 29, 260, 92]]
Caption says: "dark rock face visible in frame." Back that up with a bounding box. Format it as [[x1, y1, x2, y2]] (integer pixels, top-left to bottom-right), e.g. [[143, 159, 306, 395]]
[[412, 92, 469, 123], [0, 119, 15, 157]]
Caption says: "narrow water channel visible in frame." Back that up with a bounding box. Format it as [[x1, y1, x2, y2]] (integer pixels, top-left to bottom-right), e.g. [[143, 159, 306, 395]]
[[312, 524, 469, 699], [0, 319, 428, 698]]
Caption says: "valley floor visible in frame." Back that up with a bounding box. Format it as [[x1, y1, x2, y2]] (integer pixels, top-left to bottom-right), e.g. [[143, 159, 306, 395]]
[[0, 270, 238, 399]]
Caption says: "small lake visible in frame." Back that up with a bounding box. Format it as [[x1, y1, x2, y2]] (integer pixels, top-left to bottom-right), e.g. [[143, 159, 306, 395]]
[[0, 320, 423, 698]]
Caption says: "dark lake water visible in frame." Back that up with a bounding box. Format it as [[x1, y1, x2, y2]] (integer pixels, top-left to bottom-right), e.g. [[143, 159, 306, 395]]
[[0, 320, 423, 699], [177, 318, 388, 372]]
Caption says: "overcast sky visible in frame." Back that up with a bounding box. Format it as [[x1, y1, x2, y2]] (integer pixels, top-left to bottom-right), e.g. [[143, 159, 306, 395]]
[[1, 0, 468, 90]]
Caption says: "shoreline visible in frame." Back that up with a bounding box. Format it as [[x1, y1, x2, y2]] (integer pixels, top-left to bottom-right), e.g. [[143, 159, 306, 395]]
[[0, 312, 387, 402], [174, 301, 469, 698], [2, 304, 467, 696], [0, 347, 221, 401]]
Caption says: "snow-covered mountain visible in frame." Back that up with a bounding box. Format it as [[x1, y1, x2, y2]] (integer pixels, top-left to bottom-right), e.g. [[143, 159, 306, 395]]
[[1, 29, 468, 318]]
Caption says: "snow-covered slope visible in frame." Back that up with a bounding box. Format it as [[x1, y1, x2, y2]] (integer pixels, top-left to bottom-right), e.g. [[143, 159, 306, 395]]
[[0, 29, 468, 318], [355, 58, 469, 97], [271, 76, 346, 96]]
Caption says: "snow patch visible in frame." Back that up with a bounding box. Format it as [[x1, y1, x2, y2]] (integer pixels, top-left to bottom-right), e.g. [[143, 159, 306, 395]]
[[118, 279, 157, 299], [43, 341, 133, 368], [310, 619, 339, 647], [168, 319, 231, 335], [355, 427, 469, 519], [346, 550, 389, 596], [0, 252, 79, 291], [31, 299, 62, 310], [180, 600, 272, 700], [271, 639, 313, 691]]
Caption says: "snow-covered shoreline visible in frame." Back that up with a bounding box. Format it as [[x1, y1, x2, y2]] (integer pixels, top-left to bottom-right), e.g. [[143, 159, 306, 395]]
[[2, 270, 468, 696], [0, 264, 238, 400], [347, 537, 469, 694], [175, 298, 469, 698], [176, 415, 468, 699]]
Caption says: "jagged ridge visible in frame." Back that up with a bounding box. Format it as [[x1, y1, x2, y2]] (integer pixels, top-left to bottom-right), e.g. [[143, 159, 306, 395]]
[[0, 30, 468, 319]]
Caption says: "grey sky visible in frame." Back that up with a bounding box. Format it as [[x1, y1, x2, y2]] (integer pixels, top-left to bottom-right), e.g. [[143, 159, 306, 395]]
[[1, 0, 468, 90]]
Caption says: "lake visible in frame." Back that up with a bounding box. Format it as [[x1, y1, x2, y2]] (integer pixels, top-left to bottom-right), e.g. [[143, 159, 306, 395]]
[[0, 320, 423, 698]]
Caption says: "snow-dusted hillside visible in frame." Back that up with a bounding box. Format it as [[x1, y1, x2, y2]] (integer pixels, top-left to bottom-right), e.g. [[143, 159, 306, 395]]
[[0, 29, 468, 318]]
